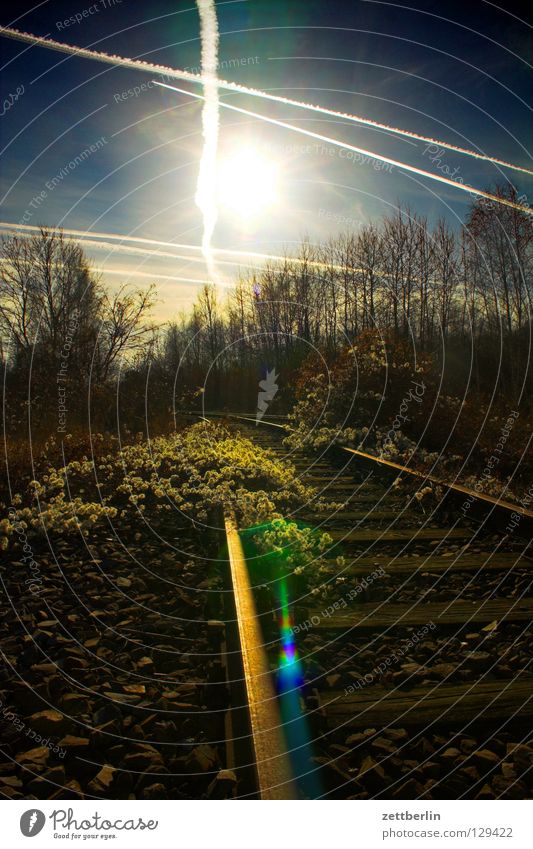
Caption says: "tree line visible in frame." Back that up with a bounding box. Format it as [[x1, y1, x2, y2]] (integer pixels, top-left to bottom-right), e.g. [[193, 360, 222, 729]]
[[1, 185, 531, 438], [158, 185, 532, 414]]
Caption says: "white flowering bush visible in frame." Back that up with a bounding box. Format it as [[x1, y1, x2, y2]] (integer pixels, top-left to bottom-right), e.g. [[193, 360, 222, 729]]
[[0, 422, 318, 550], [286, 388, 521, 505], [460, 475, 519, 503], [284, 411, 446, 469], [250, 518, 345, 592]]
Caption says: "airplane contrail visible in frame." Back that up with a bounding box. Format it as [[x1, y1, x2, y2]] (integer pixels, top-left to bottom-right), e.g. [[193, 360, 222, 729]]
[[0, 229, 234, 268], [195, 0, 220, 284], [155, 81, 533, 216], [0, 221, 328, 266], [0, 220, 479, 290], [2, 221, 495, 289], [0, 222, 387, 277], [102, 268, 214, 285], [1, 25, 531, 178]]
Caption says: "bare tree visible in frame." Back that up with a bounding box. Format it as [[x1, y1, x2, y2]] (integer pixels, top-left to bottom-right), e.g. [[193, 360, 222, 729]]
[[0, 228, 100, 368], [95, 284, 156, 381]]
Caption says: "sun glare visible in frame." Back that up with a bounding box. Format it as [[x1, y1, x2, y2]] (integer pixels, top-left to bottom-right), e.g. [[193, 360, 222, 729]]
[[217, 146, 278, 217]]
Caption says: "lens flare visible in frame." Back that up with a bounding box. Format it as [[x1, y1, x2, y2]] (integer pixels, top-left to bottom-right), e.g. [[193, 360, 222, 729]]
[[241, 521, 322, 797], [278, 578, 304, 690]]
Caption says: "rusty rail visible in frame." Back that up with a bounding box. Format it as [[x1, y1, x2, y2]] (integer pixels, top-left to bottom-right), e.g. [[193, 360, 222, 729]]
[[214, 413, 533, 527]]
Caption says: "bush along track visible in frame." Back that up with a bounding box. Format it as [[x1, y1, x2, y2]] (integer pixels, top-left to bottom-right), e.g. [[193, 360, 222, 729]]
[[0, 422, 318, 800]]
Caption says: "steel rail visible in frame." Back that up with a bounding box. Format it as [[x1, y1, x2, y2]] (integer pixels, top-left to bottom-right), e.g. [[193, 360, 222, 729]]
[[204, 412, 533, 523], [224, 511, 298, 799]]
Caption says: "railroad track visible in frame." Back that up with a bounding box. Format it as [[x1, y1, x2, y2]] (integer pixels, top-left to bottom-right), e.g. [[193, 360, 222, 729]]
[[2, 415, 531, 801], [216, 414, 533, 800]]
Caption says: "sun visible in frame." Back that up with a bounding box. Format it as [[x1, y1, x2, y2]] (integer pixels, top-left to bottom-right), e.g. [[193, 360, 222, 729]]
[[217, 146, 278, 218]]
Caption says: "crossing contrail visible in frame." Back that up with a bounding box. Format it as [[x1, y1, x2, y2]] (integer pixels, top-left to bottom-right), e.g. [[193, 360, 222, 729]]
[[3, 220, 496, 288], [1, 25, 532, 178], [0, 221, 302, 264], [0, 229, 235, 268], [154, 82, 533, 216], [195, 0, 220, 284], [0, 221, 285, 264], [0, 222, 384, 276], [101, 268, 214, 285]]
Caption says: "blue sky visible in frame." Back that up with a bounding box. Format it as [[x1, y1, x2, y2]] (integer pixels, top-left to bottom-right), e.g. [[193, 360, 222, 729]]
[[1, 0, 532, 318]]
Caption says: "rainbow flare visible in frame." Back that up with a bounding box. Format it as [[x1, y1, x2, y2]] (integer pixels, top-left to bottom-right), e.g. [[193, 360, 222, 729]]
[[274, 567, 321, 797], [277, 578, 304, 690], [240, 520, 322, 797]]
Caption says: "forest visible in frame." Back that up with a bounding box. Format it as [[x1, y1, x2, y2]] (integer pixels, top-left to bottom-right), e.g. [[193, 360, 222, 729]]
[[1, 184, 531, 502]]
